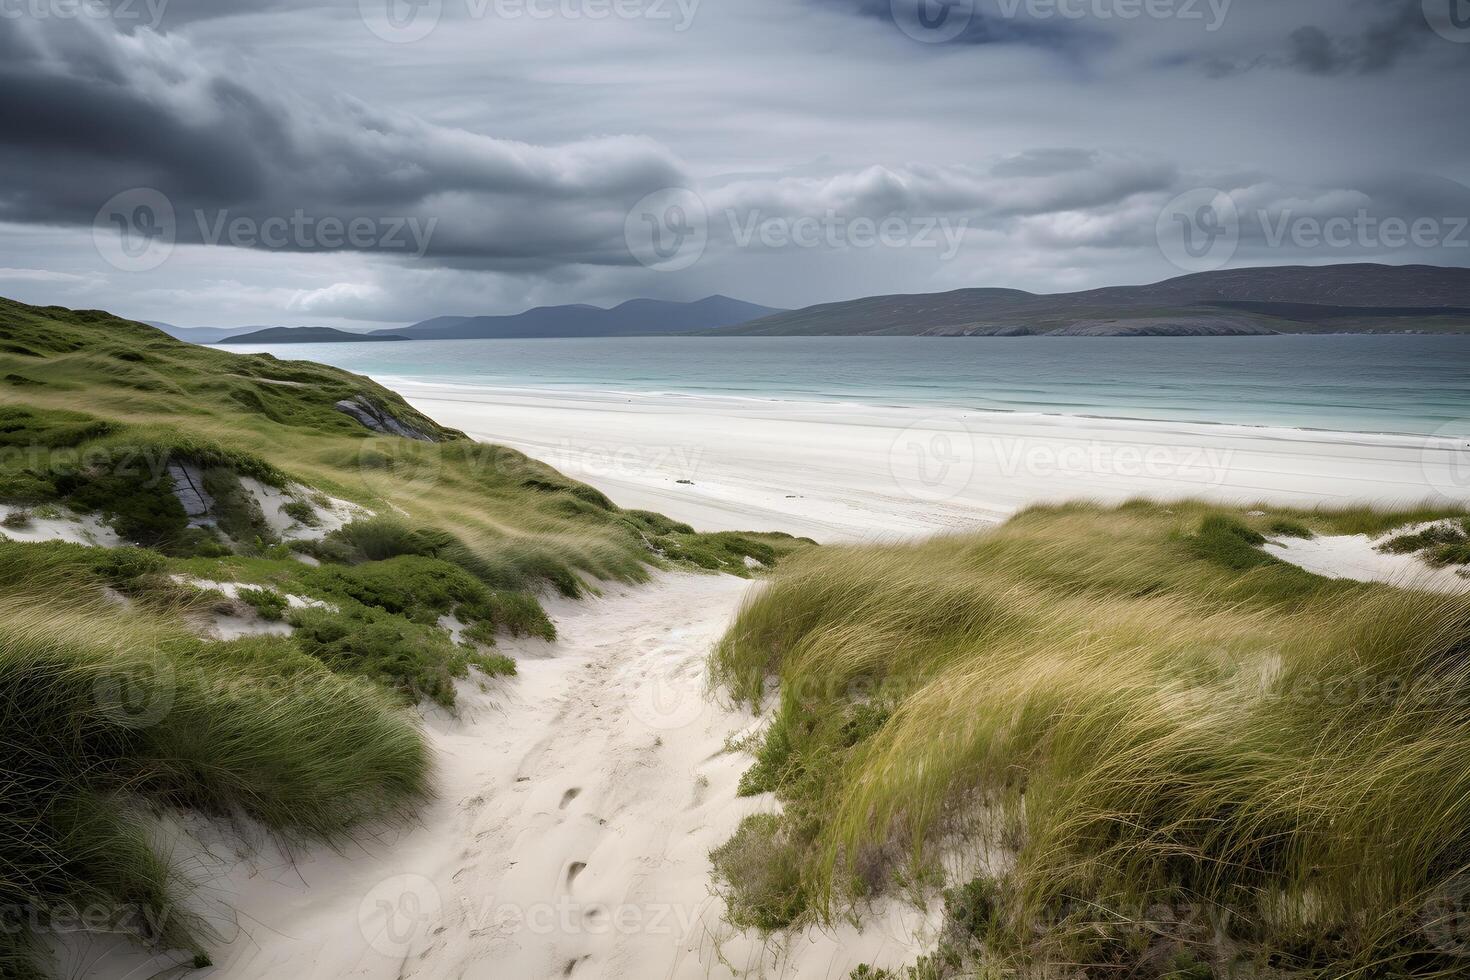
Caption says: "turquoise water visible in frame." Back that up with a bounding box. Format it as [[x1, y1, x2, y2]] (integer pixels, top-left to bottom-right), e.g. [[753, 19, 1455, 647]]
[[226, 335, 1470, 437]]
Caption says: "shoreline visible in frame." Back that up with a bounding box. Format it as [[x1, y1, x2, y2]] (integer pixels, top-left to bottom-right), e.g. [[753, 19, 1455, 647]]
[[391, 380, 1464, 544], [376, 376, 1467, 442]]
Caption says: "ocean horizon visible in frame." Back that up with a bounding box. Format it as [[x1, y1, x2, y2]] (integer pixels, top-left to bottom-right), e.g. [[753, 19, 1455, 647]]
[[225, 334, 1470, 438]]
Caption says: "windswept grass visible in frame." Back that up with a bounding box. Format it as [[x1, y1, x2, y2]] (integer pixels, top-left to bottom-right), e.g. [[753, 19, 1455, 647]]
[[710, 500, 1470, 978], [0, 544, 428, 978], [0, 297, 807, 976], [0, 298, 806, 581]]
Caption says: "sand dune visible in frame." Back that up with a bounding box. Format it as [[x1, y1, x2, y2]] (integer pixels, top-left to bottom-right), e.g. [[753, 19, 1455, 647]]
[[65, 572, 937, 980]]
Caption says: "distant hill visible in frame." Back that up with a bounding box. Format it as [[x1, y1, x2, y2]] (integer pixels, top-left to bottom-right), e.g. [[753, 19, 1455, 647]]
[[143, 321, 240, 345], [220, 327, 409, 344], [146, 322, 389, 345], [382, 295, 782, 340], [718, 264, 1470, 337]]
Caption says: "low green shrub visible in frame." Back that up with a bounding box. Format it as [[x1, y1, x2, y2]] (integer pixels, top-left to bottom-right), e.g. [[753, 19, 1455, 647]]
[[238, 587, 289, 621], [281, 499, 319, 527], [709, 813, 810, 931], [1379, 521, 1466, 555], [459, 590, 556, 642], [1188, 514, 1274, 572], [55, 459, 188, 550], [287, 603, 514, 707], [1267, 518, 1314, 538], [201, 468, 276, 548]]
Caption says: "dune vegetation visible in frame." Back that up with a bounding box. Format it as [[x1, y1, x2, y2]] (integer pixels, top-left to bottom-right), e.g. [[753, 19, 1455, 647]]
[[1380, 519, 1470, 569], [0, 298, 807, 977], [711, 500, 1470, 979]]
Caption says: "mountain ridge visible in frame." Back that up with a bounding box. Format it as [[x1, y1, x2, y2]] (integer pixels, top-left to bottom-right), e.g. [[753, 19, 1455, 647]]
[[380, 295, 783, 340], [717, 264, 1470, 336], [220, 326, 409, 344]]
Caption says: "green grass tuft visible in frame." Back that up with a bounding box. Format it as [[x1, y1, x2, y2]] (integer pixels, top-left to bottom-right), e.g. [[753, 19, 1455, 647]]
[[1267, 518, 1314, 538], [238, 586, 289, 621], [709, 813, 810, 931]]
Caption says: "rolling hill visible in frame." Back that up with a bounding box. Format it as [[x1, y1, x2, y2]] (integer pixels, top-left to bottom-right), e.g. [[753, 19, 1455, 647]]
[[717, 264, 1470, 336], [380, 295, 782, 340], [220, 327, 409, 344]]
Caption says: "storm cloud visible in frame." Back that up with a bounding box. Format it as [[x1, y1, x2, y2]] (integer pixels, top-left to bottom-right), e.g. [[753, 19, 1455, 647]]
[[0, 0, 1466, 328]]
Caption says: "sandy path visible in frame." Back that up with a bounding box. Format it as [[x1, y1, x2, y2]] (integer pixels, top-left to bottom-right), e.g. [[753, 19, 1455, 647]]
[[64, 571, 932, 980]]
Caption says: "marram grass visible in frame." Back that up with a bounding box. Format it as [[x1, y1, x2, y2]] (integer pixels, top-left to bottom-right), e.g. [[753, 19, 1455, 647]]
[[0, 297, 810, 976], [0, 547, 429, 977], [710, 500, 1470, 978]]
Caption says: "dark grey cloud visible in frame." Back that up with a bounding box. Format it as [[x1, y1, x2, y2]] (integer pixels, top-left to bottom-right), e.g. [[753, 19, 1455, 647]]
[[0, 18, 685, 267], [1202, 0, 1451, 76], [0, 15, 1167, 277], [0, 0, 1466, 329], [811, 0, 1104, 52]]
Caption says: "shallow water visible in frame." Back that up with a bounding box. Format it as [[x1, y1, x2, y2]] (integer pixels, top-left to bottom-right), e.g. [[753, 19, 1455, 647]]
[[225, 334, 1470, 437]]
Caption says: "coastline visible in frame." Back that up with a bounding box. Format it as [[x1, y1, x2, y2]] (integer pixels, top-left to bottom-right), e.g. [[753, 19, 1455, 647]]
[[390, 380, 1463, 543]]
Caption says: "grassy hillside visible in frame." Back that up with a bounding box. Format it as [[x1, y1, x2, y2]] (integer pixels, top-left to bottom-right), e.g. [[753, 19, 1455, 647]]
[[710, 500, 1470, 979], [0, 297, 806, 977]]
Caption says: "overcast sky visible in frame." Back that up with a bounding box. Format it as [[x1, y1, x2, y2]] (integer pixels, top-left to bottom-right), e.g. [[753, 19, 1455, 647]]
[[1, 0, 1468, 328]]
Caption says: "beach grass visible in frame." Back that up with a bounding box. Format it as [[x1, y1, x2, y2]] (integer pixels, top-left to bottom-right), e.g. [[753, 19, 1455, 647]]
[[0, 297, 810, 976], [0, 543, 430, 977], [710, 499, 1470, 978]]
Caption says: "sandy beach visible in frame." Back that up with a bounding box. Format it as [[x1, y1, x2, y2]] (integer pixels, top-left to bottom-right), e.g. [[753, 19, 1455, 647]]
[[395, 382, 1466, 543]]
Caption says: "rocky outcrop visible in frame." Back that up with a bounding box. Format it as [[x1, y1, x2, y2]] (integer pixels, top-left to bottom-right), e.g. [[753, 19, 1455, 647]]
[[334, 396, 438, 441], [168, 461, 216, 528]]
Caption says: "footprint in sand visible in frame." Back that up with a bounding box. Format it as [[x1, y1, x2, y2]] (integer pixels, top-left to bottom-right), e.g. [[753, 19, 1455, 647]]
[[559, 787, 582, 810], [688, 774, 710, 809]]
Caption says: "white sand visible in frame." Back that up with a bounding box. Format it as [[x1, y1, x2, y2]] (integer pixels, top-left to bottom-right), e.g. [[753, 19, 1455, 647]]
[[1264, 521, 1469, 594], [63, 572, 941, 980], [241, 478, 369, 542], [395, 383, 1466, 543], [0, 504, 120, 547]]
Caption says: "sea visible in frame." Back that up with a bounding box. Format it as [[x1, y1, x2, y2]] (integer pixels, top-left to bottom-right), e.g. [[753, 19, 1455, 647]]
[[222, 335, 1470, 438]]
